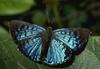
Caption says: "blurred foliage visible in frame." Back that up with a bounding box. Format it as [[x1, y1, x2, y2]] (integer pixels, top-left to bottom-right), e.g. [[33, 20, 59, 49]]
[[0, 0, 100, 69], [32, 10, 47, 27], [63, 5, 87, 27], [0, 0, 35, 15]]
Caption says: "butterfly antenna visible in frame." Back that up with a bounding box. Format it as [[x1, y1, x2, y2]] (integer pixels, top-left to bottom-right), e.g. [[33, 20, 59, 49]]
[[45, 7, 55, 28], [46, 8, 50, 23]]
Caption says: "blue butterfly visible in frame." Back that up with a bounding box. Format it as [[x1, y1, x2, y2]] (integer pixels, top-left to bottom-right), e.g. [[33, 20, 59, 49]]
[[9, 20, 90, 66]]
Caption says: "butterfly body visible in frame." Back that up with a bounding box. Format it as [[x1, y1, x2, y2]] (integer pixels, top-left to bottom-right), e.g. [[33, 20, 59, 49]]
[[9, 20, 90, 66]]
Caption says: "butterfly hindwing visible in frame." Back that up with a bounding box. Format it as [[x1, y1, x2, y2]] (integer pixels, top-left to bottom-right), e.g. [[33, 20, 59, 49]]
[[44, 38, 72, 65], [21, 36, 42, 61], [9, 20, 46, 62], [44, 29, 72, 66]]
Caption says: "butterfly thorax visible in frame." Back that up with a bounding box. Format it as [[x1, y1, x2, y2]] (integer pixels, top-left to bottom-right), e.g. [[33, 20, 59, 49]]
[[40, 27, 53, 61], [45, 27, 53, 42]]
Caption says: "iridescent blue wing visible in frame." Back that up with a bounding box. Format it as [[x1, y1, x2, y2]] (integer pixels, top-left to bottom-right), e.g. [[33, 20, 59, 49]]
[[44, 28, 90, 66], [9, 20, 46, 62], [53, 28, 90, 51], [44, 38, 72, 66]]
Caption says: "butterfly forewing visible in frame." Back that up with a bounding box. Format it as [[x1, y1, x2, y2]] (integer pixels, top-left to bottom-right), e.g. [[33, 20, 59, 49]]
[[9, 20, 46, 62], [53, 28, 90, 51]]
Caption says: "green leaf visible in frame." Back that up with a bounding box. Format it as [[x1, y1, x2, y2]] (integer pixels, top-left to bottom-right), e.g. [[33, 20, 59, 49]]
[[86, 36, 100, 60], [70, 49, 100, 69], [0, 59, 6, 69], [0, 0, 35, 15]]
